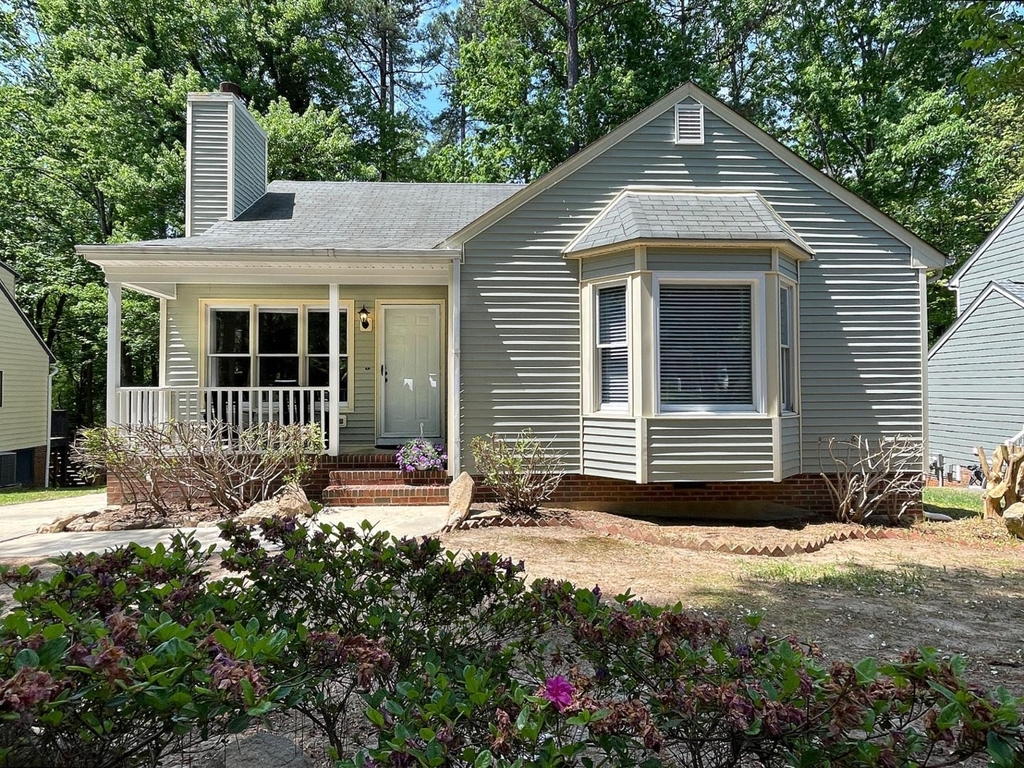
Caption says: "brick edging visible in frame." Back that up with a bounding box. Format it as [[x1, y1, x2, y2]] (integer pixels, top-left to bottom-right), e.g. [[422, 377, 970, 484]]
[[448, 513, 914, 557]]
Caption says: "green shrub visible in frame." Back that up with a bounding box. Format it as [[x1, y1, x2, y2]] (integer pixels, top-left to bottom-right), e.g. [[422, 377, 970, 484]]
[[470, 429, 564, 515]]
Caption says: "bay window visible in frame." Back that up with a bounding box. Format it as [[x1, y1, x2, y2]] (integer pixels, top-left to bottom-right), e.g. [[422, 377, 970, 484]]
[[780, 284, 796, 412], [657, 282, 755, 412]]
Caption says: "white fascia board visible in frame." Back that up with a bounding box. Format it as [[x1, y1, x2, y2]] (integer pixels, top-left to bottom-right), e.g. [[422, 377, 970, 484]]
[[927, 281, 1024, 359], [97, 262, 453, 287], [124, 282, 178, 300], [565, 238, 813, 262], [77, 245, 460, 264], [948, 193, 1024, 289], [442, 81, 946, 270]]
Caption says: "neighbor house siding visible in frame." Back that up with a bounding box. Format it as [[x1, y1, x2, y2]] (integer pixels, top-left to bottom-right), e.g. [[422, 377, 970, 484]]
[[164, 283, 446, 448], [646, 417, 775, 482], [232, 101, 266, 218], [955, 207, 1024, 310], [188, 101, 230, 236], [928, 291, 1024, 466], [0, 294, 50, 453], [459, 107, 923, 476], [581, 417, 637, 480]]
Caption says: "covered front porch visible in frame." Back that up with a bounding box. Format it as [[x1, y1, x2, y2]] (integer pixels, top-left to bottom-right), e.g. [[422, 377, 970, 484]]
[[89, 247, 460, 467]]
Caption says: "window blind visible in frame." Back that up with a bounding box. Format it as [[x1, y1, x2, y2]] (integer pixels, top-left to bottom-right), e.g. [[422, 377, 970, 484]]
[[659, 284, 753, 408], [597, 285, 628, 406]]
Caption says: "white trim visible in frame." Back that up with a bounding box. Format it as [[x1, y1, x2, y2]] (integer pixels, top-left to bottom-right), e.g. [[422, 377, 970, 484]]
[[158, 298, 167, 388], [440, 82, 945, 269], [919, 270, 929, 472], [948, 194, 1024, 289], [448, 259, 461, 476], [125, 282, 177, 300], [187, 92, 268, 140], [591, 280, 631, 414], [779, 278, 798, 415], [328, 284, 341, 456], [653, 271, 767, 415], [106, 282, 122, 426], [928, 281, 1024, 359]]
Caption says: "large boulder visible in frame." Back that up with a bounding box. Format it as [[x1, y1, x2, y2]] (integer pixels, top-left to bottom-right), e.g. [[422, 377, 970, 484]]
[[445, 471, 475, 530], [1004, 502, 1024, 540], [236, 484, 313, 525], [200, 733, 312, 768]]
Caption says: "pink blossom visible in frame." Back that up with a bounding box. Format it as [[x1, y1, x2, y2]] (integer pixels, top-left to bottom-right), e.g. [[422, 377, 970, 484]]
[[541, 675, 574, 712]]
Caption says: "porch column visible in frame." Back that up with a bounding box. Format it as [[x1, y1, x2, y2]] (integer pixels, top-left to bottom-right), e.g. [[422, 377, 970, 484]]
[[106, 281, 122, 426], [328, 283, 341, 456]]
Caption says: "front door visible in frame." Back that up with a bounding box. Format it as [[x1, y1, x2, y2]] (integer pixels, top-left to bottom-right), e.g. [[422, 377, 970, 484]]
[[379, 303, 442, 441]]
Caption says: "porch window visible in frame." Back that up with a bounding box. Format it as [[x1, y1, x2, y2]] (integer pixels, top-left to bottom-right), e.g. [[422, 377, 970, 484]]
[[596, 284, 628, 409], [207, 306, 349, 403], [658, 283, 754, 411]]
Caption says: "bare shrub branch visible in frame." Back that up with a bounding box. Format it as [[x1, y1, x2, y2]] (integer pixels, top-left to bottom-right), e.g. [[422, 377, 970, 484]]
[[470, 429, 564, 516], [818, 435, 923, 524]]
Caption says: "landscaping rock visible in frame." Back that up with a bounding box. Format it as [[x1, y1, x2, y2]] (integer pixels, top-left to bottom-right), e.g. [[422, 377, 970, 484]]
[[64, 516, 97, 532], [37, 509, 98, 534], [445, 472, 475, 530], [237, 485, 313, 525], [200, 733, 312, 768], [1003, 502, 1024, 540]]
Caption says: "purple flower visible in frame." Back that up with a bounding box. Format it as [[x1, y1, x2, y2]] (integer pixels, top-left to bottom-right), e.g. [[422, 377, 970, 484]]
[[541, 675, 574, 712]]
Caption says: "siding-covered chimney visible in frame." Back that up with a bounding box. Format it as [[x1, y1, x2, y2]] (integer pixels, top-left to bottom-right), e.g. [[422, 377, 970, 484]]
[[185, 84, 268, 237]]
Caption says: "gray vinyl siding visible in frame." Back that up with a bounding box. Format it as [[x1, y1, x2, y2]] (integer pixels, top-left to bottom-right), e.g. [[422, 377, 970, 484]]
[[781, 416, 801, 477], [928, 291, 1024, 466], [779, 256, 799, 282], [646, 249, 772, 272], [460, 105, 923, 477], [956, 206, 1024, 310], [232, 102, 266, 218], [646, 417, 774, 482], [164, 283, 445, 448], [188, 102, 229, 236], [581, 252, 634, 280], [581, 417, 637, 480], [0, 294, 50, 453], [0, 270, 13, 293]]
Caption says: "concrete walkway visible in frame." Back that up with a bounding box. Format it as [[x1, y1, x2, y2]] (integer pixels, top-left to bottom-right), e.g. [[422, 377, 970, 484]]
[[0, 495, 448, 564]]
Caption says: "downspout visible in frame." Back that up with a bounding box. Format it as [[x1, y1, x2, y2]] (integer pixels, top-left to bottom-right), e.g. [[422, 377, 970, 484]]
[[44, 364, 58, 488], [450, 254, 462, 476]]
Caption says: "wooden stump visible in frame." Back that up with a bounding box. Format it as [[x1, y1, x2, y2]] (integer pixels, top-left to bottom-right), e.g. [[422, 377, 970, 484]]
[[977, 444, 1024, 518]]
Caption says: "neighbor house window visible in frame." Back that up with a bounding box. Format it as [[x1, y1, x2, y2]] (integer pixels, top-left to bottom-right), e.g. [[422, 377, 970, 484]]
[[596, 284, 628, 409], [658, 283, 754, 411], [207, 305, 350, 404], [780, 284, 795, 412]]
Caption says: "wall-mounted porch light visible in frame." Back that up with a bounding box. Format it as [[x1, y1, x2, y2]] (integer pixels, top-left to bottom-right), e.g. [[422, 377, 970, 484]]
[[358, 304, 372, 331]]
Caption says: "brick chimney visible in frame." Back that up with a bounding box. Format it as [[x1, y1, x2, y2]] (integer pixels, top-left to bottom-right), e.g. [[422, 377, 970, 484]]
[[184, 83, 268, 237]]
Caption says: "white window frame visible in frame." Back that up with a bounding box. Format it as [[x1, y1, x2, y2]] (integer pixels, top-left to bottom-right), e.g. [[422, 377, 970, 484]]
[[202, 300, 355, 410], [654, 272, 766, 415], [779, 280, 798, 414], [594, 280, 630, 413]]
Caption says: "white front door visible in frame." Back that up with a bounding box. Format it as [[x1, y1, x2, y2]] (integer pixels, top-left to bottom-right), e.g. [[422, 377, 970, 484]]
[[379, 303, 442, 441]]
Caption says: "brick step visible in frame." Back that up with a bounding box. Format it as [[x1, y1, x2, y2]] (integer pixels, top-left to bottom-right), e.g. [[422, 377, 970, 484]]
[[328, 469, 447, 486], [323, 483, 450, 506], [332, 452, 399, 469]]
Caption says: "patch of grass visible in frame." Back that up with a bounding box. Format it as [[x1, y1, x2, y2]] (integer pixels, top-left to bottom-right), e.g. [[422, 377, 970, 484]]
[[0, 486, 105, 507], [744, 561, 926, 596], [923, 486, 984, 519]]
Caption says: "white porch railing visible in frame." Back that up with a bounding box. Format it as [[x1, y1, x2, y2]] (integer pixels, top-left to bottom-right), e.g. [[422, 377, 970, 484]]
[[1008, 424, 1024, 448], [114, 387, 332, 452]]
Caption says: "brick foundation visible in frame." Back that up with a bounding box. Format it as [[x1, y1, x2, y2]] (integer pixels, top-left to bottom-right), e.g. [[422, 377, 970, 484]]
[[106, 460, 919, 520]]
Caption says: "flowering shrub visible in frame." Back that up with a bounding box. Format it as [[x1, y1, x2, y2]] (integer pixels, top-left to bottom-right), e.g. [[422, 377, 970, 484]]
[[395, 437, 447, 472]]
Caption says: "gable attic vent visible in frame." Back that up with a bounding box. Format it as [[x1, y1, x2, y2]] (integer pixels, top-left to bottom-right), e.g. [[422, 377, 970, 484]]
[[674, 101, 704, 145]]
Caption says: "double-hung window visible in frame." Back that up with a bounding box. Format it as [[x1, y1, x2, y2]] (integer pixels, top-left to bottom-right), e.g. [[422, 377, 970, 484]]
[[207, 305, 350, 404], [596, 284, 628, 409], [780, 284, 796, 412], [658, 282, 755, 411]]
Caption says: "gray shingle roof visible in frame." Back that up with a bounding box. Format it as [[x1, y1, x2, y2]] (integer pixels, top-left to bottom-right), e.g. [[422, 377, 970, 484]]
[[147, 181, 524, 250], [565, 190, 814, 256]]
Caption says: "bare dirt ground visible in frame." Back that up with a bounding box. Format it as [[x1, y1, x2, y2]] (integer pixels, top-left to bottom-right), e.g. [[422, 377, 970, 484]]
[[441, 513, 1024, 696]]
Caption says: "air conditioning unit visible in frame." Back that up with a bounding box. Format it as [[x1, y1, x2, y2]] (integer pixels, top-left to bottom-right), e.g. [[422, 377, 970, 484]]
[[0, 453, 16, 487]]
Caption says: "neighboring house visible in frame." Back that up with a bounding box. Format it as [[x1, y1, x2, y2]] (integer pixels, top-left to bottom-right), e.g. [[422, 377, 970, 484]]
[[0, 260, 56, 487], [79, 82, 945, 514], [928, 197, 1024, 473]]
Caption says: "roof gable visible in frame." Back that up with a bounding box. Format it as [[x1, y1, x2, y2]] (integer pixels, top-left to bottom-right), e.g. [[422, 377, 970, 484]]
[[948, 194, 1024, 290], [0, 279, 56, 364], [443, 82, 946, 269], [928, 279, 1024, 359]]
